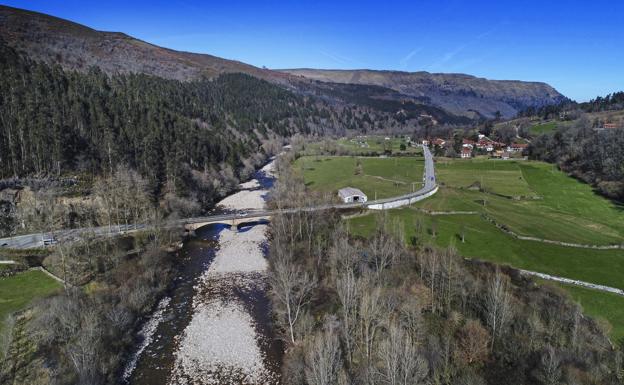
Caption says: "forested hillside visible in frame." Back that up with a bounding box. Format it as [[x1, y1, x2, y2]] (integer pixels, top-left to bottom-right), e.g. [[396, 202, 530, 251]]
[[521, 91, 624, 201], [0, 38, 397, 224]]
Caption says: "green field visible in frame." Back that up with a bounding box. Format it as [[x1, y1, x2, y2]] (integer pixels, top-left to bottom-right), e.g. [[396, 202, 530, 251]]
[[419, 159, 624, 245], [530, 121, 558, 135], [348, 209, 624, 289], [435, 158, 537, 198], [0, 270, 62, 333], [335, 136, 422, 155], [294, 156, 425, 200]]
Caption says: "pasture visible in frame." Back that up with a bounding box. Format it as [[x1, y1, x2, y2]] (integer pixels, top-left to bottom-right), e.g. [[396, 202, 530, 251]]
[[335, 136, 422, 155], [529, 121, 558, 135], [294, 156, 425, 200], [0, 270, 61, 334], [421, 159, 624, 245]]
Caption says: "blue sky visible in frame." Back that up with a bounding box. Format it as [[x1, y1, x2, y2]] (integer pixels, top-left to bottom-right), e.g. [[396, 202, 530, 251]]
[[3, 0, 623, 101]]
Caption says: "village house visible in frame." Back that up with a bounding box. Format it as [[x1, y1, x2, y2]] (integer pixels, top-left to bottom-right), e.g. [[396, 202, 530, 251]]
[[421, 139, 430, 146], [338, 187, 368, 203], [462, 138, 476, 149], [432, 138, 446, 147], [461, 147, 472, 159], [508, 143, 528, 153]]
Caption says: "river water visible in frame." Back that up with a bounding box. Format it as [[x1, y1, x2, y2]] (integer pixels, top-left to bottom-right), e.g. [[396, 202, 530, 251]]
[[125, 161, 282, 385]]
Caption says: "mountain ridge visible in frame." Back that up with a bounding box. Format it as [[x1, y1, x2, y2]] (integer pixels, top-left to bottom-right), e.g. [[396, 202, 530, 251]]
[[278, 68, 566, 118], [0, 4, 566, 119]]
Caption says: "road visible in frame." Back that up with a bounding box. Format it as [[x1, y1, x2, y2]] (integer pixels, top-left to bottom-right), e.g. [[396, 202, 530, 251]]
[[0, 145, 437, 250]]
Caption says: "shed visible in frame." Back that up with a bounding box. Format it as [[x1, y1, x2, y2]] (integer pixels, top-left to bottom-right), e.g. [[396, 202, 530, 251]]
[[338, 187, 368, 203]]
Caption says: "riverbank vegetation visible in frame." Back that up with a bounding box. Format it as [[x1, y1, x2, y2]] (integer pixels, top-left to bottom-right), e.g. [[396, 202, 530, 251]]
[[0, 225, 178, 384], [267, 169, 624, 385]]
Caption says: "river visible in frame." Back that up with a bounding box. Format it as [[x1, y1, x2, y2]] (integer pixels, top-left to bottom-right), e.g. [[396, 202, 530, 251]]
[[124, 160, 282, 385]]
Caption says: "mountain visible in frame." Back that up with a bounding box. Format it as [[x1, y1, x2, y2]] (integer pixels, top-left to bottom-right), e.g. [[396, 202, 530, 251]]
[[279, 69, 566, 119], [0, 5, 288, 83], [0, 5, 566, 120]]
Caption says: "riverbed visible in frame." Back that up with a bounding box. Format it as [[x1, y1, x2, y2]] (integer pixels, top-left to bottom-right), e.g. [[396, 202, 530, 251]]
[[125, 160, 281, 385]]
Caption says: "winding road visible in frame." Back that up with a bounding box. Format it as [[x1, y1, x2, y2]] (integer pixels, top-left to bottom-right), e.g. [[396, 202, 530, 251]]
[[0, 145, 437, 250]]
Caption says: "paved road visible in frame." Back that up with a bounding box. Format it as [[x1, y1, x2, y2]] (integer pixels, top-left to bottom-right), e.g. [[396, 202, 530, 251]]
[[0, 145, 437, 250]]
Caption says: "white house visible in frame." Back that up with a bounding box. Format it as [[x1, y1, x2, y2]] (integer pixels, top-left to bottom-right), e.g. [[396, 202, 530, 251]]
[[338, 187, 368, 203], [461, 147, 472, 159]]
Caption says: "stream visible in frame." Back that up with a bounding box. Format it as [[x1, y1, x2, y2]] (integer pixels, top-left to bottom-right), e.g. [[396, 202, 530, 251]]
[[125, 160, 282, 385]]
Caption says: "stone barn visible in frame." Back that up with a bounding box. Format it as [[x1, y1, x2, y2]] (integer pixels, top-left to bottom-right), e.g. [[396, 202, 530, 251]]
[[338, 187, 368, 203]]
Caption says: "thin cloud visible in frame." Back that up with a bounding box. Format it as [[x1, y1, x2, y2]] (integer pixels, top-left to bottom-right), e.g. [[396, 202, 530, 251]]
[[399, 47, 423, 68], [428, 24, 501, 71], [318, 50, 366, 68]]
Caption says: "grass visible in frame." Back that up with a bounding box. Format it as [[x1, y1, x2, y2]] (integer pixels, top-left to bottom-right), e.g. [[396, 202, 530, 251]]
[[348, 209, 624, 289], [435, 158, 537, 198], [294, 156, 425, 200], [530, 121, 558, 135], [0, 270, 62, 334], [415, 159, 624, 245], [336, 136, 422, 155]]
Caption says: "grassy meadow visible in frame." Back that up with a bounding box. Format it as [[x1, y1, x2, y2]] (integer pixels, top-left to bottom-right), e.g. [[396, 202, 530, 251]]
[[294, 155, 425, 200], [335, 136, 422, 154], [0, 270, 62, 334], [529, 121, 558, 135], [424, 159, 624, 245]]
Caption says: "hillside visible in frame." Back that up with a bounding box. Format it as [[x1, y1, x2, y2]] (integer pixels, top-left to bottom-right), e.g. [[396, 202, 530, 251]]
[[0, 5, 286, 83], [280, 68, 566, 118], [1, 5, 565, 121]]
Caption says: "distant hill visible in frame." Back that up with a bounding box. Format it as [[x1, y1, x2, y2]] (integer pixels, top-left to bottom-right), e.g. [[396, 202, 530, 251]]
[[0, 5, 566, 120], [279, 69, 567, 119], [0, 5, 287, 83]]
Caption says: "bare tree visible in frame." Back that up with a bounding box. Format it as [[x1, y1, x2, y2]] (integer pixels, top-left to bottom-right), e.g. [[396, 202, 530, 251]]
[[305, 327, 343, 385], [269, 259, 316, 344], [484, 269, 512, 350], [336, 270, 360, 364], [377, 323, 428, 385], [358, 285, 384, 361], [454, 319, 490, 366], [536, 345, 562, 385]]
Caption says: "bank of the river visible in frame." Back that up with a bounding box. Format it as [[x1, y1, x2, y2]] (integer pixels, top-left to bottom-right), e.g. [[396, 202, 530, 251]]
[[126, 159, 281, 385]]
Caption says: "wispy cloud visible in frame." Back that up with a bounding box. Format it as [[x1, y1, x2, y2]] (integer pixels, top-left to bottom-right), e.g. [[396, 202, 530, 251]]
[[399, 47, 423, 68], [427, 25, 500, 71], [318, 49, 366, 68]]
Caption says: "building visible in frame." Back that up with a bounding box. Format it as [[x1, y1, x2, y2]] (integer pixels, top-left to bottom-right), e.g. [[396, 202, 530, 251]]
[[432, 138, 446, 147], [508, 143, 528, 153], [501, 151, 510, 160], [461, 147, 472, 159], [604, 123, 619, 129], [462, 139, 476, 149], [338, 187, 368, 203], [421, 139, 430, 146]]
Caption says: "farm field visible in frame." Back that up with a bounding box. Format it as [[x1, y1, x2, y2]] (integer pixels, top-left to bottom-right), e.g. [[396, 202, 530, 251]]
[[348, 209, 624, 289], [423, 159, 624, 245], [0, 270, 61, 334], [335, 136, 422, 154], [294, 156, 425, 200]]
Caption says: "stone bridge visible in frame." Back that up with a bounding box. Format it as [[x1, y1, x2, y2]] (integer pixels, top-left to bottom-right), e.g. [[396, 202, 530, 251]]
[[184, 214, 273, 232]]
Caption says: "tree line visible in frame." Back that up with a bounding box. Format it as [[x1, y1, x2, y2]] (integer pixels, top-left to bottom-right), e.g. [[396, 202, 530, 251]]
[[529, 123, 624, 201]]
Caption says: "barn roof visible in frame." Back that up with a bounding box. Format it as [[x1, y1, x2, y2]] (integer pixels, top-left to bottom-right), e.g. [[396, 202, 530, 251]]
[[338, 187, 366, 198]]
